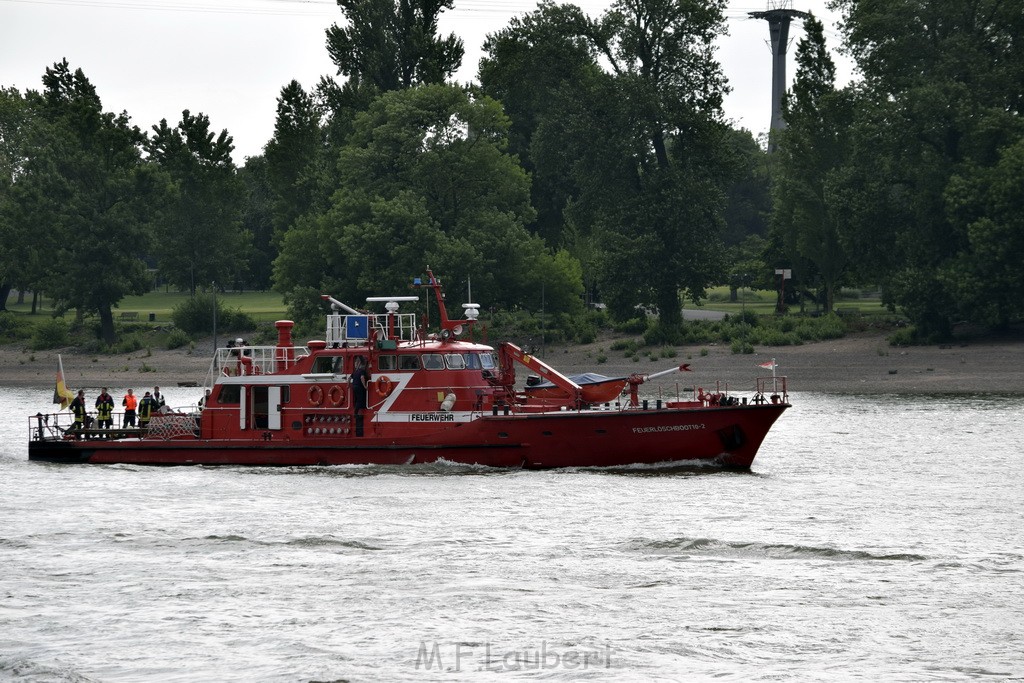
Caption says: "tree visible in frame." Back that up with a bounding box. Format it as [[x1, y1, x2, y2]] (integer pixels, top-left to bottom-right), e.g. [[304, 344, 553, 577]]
[[263, 81, 324, 243], [830, 0, 1024, 335], [942, 138, 1024, 329], [238, 156, 275, 290], [770, 15, 851, 313], [534, 0, 732, 336], [479, 1, 600, 247], [0, 87, 31, 310], [274, 84, 583, 321], [325, 0, 463, 102], [8, 61, 157, 344], [147, 110, 250, 294]]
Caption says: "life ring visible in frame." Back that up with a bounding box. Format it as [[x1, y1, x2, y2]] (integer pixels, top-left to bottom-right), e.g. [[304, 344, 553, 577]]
[[308, 384, 324, 407], [328, 384, 346, 407], [376, 376, 393, 398]]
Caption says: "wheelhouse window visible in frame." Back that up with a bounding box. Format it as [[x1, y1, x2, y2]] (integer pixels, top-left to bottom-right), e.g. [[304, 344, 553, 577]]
[[423, 354, 445, 370], [480, 353, 496, 370], [444, 353, 466, 370], [399, 355, 421, 370], [378, 355, 397, 371], [463, 353, 481, 369], [312, 356, 337, 374], [216, 385, 241, 404]]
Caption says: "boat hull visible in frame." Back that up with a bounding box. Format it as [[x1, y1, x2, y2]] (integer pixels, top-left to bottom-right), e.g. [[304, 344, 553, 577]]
[[28, 404, 788, 470]]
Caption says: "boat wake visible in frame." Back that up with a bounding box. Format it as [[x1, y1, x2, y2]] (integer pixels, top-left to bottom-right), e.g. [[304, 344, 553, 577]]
[[628, 536, 929, 562]]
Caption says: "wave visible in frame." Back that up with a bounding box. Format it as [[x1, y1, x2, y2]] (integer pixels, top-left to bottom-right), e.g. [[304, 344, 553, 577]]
[[629, 536, 928, 562], [197, 534, 382, 551], [0, 655, 95, 682]]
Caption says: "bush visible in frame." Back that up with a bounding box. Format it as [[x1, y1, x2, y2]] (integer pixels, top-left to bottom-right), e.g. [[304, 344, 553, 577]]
[[165, 328, 191, 350], [172, 294, 255, 335], [0, 312, 33, 342], [30, 318, 70, 350], [613, 317, 648, 334], [728, 309, 760, 327], [112, 334, 144, 354], [888, 326, 920, 346], [731, 340, 755, 354], [643, 321, 685, 346]]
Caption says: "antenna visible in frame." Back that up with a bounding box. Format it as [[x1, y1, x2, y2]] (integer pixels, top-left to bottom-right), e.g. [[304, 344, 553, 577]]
[[748, 1, 810, 152]]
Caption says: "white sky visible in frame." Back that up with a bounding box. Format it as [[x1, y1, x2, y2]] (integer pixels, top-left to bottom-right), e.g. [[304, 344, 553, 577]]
[[1, 0, 853, 162]]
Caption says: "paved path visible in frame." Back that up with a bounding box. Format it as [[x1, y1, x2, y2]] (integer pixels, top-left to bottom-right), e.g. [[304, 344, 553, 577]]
[[682, 308, 727, 321]]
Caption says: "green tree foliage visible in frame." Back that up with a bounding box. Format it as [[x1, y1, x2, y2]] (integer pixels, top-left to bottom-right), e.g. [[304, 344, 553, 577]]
[[942, 138, 1024, 329], [5, 61, 157, 344], [0, 87, 31, 309], [325, 0, 464, 107], [479, 1, 599, 247], [147, 110, 250, 294], [238, 157, 275, 290], [274, 84, 583, 322], [263, 81, 324, 242], [533, 0, 732, 334], [721, 128, 771, 248], [830, 0, 1024, 336], [770, 15, 851, 313]]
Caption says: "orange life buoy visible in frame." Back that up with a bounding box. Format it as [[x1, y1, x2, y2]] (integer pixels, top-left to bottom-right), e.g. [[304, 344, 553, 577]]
[[328, 384, 346, 407], [376, 376, 393, 398], [308, 384, 324, 407]]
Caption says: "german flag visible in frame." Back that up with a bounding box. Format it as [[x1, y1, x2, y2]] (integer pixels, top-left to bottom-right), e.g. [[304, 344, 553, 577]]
[[53, 355, 75, 410]]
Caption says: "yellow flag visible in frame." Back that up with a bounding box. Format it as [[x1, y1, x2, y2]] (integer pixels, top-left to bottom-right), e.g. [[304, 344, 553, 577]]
[[53, 355, 75, 410]]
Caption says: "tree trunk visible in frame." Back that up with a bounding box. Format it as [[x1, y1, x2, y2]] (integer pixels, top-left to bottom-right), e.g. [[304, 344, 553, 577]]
[[31, 291, 38, 314], [0, 282, 10, 311], [17, 289, 25, 304], [729, 285, 738, 303], [657, 285, 682, 329], [99, 307, 116, 345]]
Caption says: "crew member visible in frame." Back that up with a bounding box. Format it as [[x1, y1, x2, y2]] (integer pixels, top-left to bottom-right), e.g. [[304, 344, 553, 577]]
[[351, 355, 370, 436], [122, 388, 138, 427], [138, 391, 159, 430], [95, 387, 114, 430], [152, 386, 166, 411], [69, 390, 88, 431]]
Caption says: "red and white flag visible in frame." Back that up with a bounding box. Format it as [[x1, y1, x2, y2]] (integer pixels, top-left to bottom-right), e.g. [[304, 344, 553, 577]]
[[758, 360, 777, 370]]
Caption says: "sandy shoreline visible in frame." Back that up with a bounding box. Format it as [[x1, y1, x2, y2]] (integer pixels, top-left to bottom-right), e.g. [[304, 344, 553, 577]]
[[2, 330, 1022, 395]]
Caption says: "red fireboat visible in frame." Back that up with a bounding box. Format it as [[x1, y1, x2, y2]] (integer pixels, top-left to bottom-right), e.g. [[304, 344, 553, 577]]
[[28, 270, 789, 469]]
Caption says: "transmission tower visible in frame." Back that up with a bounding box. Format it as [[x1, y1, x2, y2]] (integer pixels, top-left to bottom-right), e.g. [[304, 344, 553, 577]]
[[749, 1, 809, 151]]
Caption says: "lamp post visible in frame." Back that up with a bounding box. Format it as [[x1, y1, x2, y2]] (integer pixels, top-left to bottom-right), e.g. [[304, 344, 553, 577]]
[[774, 269, 791, 314], [212, 282, 218, 354]]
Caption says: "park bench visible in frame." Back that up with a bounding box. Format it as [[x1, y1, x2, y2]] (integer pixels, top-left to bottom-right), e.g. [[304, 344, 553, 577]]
[[119, 311, 139, 321]]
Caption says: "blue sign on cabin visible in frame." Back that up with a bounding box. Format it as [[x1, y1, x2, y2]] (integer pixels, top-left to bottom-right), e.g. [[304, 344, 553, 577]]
[[346, 315, 369, 339]]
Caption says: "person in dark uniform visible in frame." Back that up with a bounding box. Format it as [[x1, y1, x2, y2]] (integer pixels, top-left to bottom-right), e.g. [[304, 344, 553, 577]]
[[69, 390, 88, 431], [95, 387, 114, 430], [138, 391, 159, 430], [152, 386, 166, 411], [351, 355, 370, 436]]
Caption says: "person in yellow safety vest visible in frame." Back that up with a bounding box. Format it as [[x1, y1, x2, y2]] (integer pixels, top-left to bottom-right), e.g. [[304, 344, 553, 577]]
[[122, 389, 137, 427], [95, 387, 114, 429], [69, 390, 88, 430], [138, 391, 159, 429]]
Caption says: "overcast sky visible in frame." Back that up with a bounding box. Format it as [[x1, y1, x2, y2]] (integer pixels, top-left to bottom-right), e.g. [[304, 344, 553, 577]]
[[1, 0, 853, 162]]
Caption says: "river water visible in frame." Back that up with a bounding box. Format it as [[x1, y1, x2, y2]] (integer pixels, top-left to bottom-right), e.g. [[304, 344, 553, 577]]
[[1, 385, 1022, 681]]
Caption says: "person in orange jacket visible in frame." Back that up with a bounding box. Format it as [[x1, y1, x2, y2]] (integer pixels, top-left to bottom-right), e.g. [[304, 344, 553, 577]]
[[122, 388, 138, 427]]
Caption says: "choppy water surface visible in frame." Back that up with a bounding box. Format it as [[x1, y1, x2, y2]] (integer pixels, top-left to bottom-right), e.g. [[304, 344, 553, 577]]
[[1, 386, 1022, 681]]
